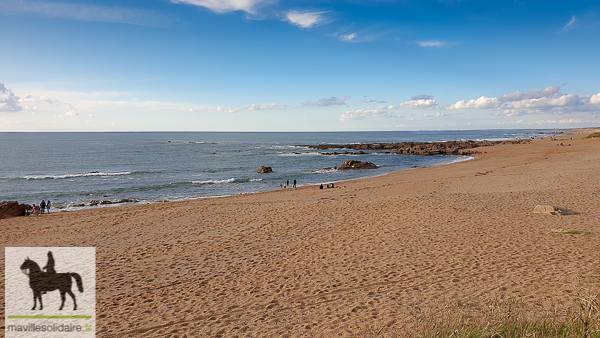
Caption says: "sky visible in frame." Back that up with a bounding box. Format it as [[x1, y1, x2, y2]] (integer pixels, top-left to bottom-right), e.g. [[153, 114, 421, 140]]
[[1, 0, 599, 132]]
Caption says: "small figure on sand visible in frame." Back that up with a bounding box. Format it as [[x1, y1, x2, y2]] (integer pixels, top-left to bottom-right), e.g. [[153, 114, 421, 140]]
[[40, 200, 46, 214], [46, 200, 51, 214], [293, 179, 297, 189], [319, 183, 323, 190], [286, 179, 289, 188]]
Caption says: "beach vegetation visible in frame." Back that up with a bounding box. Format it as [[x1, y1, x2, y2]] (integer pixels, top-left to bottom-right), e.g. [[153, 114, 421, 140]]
[[415, 287, 600, 338], [585, 133, 600, 139], [563, 230, 592, 236]]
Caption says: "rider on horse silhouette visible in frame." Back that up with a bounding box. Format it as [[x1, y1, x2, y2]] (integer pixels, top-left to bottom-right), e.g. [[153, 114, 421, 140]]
[[43, 251, 56, 274]]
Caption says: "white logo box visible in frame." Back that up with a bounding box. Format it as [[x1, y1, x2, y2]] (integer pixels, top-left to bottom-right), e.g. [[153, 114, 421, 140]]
[[5, 247, 96, 338]]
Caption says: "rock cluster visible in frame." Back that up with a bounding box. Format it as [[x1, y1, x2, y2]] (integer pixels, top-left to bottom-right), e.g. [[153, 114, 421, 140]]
[[257, 166, 274, 173], [299, 139, 529, 156], [85, 198, 138, 207], [0, 201, 32, 219], [338, 160, 378, 170], [320, 151, 369, 156]]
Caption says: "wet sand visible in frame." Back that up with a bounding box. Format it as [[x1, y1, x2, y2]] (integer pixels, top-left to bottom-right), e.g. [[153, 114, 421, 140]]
[[2, 129, 600, 337]]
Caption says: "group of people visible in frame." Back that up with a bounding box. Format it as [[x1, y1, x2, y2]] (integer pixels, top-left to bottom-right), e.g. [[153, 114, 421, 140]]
[[280, 179, 297, 189], [319, 183, 335, 189], [26, 200, 51, 216]]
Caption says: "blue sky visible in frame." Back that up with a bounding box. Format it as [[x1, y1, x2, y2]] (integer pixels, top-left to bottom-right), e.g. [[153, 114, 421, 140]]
[[1, 0, 599, 131]]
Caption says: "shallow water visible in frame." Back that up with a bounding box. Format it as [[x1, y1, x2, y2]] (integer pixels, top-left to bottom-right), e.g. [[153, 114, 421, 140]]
[[0, 130, 558, 210]]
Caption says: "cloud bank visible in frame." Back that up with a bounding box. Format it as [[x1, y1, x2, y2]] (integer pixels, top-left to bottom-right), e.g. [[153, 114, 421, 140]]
[[246, 103, 278, 110], [339, 106, 398, 121], [0, 83, 22, 113], [286, 10, 328, 28], [0, 0, 170, 26], [172, 0, 267, 14], [303, 96, 350, 107]]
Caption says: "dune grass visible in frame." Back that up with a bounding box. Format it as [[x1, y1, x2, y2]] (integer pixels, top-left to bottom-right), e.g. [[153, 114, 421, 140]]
[[420, 286, 600, 338], [585, 132, 600, 139], [563, 230, 592, 236]]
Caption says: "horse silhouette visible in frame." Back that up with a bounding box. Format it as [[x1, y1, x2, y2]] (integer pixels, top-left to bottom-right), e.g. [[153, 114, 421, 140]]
[[20, 254, 84, 311]]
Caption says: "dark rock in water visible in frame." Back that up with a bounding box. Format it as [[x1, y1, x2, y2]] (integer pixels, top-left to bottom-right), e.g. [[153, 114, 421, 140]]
[[298, 139, 530, 156], [117, 199, 137, 203], [338, 160, 378, 170], [100, 200, 113, 205], [89, 200, 99, 206], [321, 150, 369, 156], [0, 201, 32, 219], [257, 166, 274, 173], [74, 204, 85, 207]]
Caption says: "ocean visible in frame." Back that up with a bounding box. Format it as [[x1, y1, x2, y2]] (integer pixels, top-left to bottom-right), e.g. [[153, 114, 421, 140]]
[[0, 130, 558, 211]]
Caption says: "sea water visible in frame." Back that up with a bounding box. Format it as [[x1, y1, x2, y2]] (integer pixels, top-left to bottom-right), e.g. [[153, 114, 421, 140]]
[[0, 130, 559, 210]]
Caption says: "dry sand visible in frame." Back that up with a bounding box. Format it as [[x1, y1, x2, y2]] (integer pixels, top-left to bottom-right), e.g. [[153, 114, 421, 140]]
[[2, 129, 600, 337]]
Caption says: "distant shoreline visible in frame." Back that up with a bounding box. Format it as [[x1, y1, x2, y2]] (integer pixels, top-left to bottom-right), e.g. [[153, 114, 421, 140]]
[[2, 129, 599, 336], [1, 128, 587, 215]]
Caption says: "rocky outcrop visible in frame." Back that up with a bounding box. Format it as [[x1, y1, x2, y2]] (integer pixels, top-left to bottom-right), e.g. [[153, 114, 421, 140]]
[[89, 200, 99, 206], [257, 166, 274, 173], [299, 139, 529, 156], [320, 151, 368, 156], [0, 201, 33, 219], [338, 160, 378, 170]]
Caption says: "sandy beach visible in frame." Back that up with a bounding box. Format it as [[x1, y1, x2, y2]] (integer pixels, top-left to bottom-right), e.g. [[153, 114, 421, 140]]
[[2, 129, 600, 337]]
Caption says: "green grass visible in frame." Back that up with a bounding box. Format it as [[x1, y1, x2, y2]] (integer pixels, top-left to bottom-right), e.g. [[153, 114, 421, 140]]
[[585, 132, 600, 139], [563, 230, 592, 236]]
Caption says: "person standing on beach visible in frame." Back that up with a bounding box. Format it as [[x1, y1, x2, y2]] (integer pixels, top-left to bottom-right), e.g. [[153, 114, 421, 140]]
[[46, 200, 51, 214], [40, 200, 46, 214], [286, 179, 289, 188], [293, 179, 296, 188]]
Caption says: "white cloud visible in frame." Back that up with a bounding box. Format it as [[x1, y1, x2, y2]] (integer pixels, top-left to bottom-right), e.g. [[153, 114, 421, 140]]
[[424, 112, 444, 118], [448, 96, 500, 110], [499, 86, 560, 102], [363, 98, 387, 103], [559, 118, 582, 123], [399, 99, 437, 109], [495, 120, 524, 125], [286, 11, 327, 28], [589, 93, 600, 105], [564, 15, 577, 31], [0, 0, 170, 26], [510, 94, 581, 109], [246, 103, 278, 110], [340, 33, 357, 42], [303, 96, 350, 107], [333, 30, 383, 43], [0, 83, 22, 112], [411, 94, 434, 100], [189, 105, 239, 113], [339, 107, 397, 121], [416, 40, 448, 48], [65, 111, 79, 117], [172, 0, 266, 14], [396, 124, 407, 127]]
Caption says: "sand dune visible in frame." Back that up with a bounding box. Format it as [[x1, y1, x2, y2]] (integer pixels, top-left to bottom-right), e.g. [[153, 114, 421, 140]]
[[2, 130, 600, 337]]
